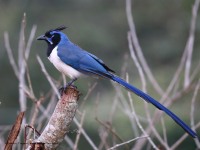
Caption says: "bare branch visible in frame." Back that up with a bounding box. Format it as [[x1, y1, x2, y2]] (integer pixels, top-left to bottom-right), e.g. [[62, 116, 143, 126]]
[[160, 46, 188, 104], [126, 76, 159, 150], [25, 25, 37, 60], [170, 121, 200, 150], [191, 61, 200, 81], [128, 33, 162, 148], [18, 13, 27, 112], [126, 0, 164, 95], [128, 32, 146, 92], [112, 84, 141, 137], [161, 117, 168, 145], [37, 55, 60, 99], [95, 118, 125, 149], [108, 136, 148, 150], [184, 0, 200, 88], [73, 111, 85, 150], [29, 87, 79, 150], [64, 136, 75, 149], [190, 79, 200, 148], [133, 0, 200, 148], [74, 118, 98, 150], [80, 82, 97, 108], [4, 32, 19, 78]]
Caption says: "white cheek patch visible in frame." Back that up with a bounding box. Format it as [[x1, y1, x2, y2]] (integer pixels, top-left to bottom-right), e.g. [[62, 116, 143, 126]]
[[48, 46, 83, 79], [47, 38, 53, 45]]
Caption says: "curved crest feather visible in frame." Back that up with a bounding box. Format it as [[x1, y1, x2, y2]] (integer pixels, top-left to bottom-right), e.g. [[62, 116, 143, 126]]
[[45, 25, 67, 36]]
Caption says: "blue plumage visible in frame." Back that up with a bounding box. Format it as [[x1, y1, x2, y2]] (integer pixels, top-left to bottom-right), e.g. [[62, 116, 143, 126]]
[[58, 42, 111, 77], [111, 75, 198, 138], [37, 26, 199, 140]]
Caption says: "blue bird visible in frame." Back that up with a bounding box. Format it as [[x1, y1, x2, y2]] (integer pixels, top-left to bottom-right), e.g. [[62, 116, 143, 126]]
[[37, 26, 198, 140]]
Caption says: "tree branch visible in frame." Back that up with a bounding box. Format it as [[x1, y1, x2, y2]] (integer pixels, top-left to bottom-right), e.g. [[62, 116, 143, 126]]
[[27, 87, 79, 150]]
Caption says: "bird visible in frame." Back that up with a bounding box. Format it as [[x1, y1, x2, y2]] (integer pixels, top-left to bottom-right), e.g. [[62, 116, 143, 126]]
[[37, 26, 198, 140]]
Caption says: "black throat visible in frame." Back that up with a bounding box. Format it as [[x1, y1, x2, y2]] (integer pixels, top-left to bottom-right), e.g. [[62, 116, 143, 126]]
[[46, 33, 61, 57], [47, 44, 56, 57]]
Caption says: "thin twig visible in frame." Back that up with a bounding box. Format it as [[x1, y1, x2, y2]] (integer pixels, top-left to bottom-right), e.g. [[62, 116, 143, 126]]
[[107, 136, 148, 150], [26, 98, 44, 144], [80, 82, 97, 108], [128, 32, 146, 92], [117, 54, 141, 137], [159, 39, 188, 105], [191, 60, 200, 82], [161, 117, 168, 145], [25, 46, 37, 101], [95, 93, 111, 150], [73, 111, 86, 150], [128, 32, 158, 146], [95, 118, 125, 148], [184, 0, 200, 88], [170, 121, 200, 150], [36, 94, 57, 130], [126, 0, 164, 95], [74, 118, 98, 150], [128, 36, 165, 147], [190, 79, 200, 148], [108, 95, 119, 124], [112, 84, 141, 137], [4, 32, 19, 78], [37, 55, 60, 99], [126, 76, 159, 150], [64, 136, 75, 150], [25, 25, 37, 60], [98, 127, 110, 150]]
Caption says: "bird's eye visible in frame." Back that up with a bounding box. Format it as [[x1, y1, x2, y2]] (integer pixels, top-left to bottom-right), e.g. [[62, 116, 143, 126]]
[[45, 32, 53, 38]]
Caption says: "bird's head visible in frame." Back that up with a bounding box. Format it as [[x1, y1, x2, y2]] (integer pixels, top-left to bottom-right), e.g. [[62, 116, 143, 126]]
[[37, 26, 67, 46]]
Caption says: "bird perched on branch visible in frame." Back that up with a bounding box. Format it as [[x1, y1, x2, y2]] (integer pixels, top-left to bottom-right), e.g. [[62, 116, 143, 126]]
[[37, 26, 199, 140]]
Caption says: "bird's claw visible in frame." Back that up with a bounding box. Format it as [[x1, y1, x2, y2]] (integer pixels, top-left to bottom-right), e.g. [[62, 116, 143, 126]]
[[59, 87, 65, 96], [59, 84, 77, 96]]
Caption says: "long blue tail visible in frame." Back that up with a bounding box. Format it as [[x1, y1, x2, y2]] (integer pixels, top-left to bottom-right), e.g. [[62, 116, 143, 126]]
[[111, 75, 198, 139]]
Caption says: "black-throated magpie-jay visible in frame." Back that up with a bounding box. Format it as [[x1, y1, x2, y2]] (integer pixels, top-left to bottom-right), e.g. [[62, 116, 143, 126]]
[[37, 26, 198, 140]]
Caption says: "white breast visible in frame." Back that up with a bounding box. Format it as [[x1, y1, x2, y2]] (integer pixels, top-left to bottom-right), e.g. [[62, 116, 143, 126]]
[[48, 46, 83, 79]]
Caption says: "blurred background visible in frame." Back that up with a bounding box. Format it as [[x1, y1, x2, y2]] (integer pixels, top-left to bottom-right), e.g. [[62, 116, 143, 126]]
[[0, 0, 200, 149]]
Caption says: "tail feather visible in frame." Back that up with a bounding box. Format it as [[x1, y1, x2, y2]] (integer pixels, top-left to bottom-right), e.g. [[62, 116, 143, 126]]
[[111, 75, 198, 139]]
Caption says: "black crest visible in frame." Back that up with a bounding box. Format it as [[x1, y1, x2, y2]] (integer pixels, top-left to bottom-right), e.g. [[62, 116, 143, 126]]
[[45, 25, 67, 36]]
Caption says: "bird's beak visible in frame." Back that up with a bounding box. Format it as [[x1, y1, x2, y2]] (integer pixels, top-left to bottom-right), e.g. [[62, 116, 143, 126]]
[[37, 35, 46, 40]]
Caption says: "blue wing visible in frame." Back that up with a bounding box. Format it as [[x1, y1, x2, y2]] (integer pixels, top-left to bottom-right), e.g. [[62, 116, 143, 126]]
[[57, 42, 113, 78]]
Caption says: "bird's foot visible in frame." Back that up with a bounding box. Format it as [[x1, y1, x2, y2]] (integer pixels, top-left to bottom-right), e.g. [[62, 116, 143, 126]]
[[59, 87, 65, 95], [59, 78, 78, 95]]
